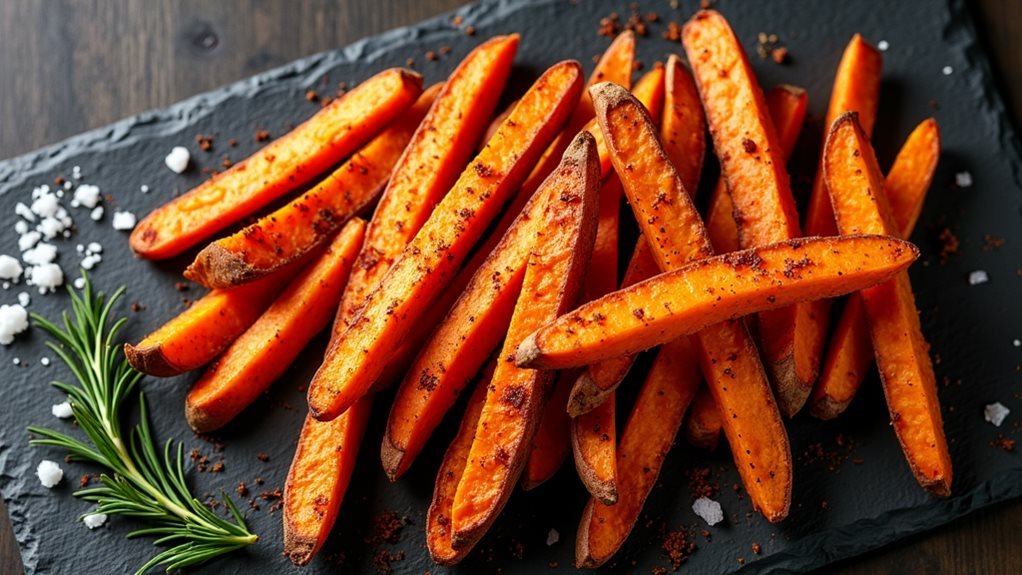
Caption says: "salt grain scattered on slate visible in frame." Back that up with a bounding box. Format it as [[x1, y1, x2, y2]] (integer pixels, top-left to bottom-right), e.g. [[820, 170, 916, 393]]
[[36, 460, 63, 488], [0, 255, 23, 281], [164, 146, 191, 173], [82, 513, 108, 530], [1014, 339, 1021, 347], [878, 40, 889, 51], [40, 357, 51, 367], [111, 211, 137, 231], [969, 270, 989, 285], [546, 528, 560, 546], [985, 402, 1010, 427], [51, 402, 73, 419], [693, 497, 724, 526], [0, 304, 29, 344], [955, 171, 973, 187], [942, 65, 954, 75]]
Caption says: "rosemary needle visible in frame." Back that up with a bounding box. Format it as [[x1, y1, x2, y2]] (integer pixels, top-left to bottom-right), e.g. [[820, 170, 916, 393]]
[[27, 274, 258, 574]]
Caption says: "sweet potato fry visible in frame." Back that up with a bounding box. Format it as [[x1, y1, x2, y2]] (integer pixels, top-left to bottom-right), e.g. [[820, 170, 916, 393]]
[[130, 68, 423, 259], [586, 81, 790, 521], [335, 35, 519, 329], [307, 60, 584, 421], [124, 268, 295, 377], [426, 363, 492, 565], [571, 392, 617, 504], [450, 132, 600, 552], [823, 113, 950, 495], [186, 85, 439, 289], [283, 396, 372, 566], [566, 239, 659, 416], [575, 337, 700, 568], [683, 10, 813, 417], [685, 387, 722, 451], [185, 219, 365, 433], [800, 36, 883, 412], [706, 84, 808, 253], [481, 102, 515, 151], [516, 236, 918, 369], [660, 54, 705, 194], [811, 118, 939, 419], [522, 369, 575, 490]]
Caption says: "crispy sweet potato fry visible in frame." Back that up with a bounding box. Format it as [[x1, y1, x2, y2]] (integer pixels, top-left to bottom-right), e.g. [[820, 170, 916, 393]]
[[823, 113, 950, 495], [307, 61, 584, 421], [685, 387, 723, 451], [522, 369, 575, 490], [125, 268, 296, 377], [482, 102, 516, 151], [516, 236, 918, 369], [186, 85, 439, 289], [130, 68, 423, 259], [571, 392, 617, 504], [800, 36, 883, 413], [566, 239, 659, 416], [811, 118, 940, 419], [426, 363, 492, 565], [450, 133, 600, 552], [575, 337, 700, 568], [185, 219, 364, 433], [586, 81, 790, 521], [335, 35, 519, 329], [683, 10, 813, 417], [706, 85, 808, 253], [283, 396, 372, 566], [660, 54, 705, 194]]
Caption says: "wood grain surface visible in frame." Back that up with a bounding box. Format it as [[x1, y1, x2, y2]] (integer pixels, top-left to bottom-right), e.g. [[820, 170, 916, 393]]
[[1, 1, 1020, 573]]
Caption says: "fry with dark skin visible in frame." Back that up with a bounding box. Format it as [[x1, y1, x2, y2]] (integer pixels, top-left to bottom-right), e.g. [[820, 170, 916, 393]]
[[130, 67, 423, 259], [823, 112, 950, 496], [450, 132, 600, 554], [307, 60, 584, 421]]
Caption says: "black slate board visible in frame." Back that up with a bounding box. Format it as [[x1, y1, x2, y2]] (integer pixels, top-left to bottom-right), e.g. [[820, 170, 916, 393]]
[[1, 0, 1020, 573]]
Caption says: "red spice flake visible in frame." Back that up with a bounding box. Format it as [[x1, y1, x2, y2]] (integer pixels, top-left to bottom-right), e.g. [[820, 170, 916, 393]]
[[509, 539, 525, 560], [801, 434, 856, 471], [645, 12, 660, 22], [221, 155, 233, 168], [305, 89, 319, 102], [405, 57, 415, 68], [210, 461, 225, 473], [772, 47, 789, 64], [663, 21, 683, 43], [737, 557, 746, 565], [255, 129, 271, 142], [439, 45, 452, 55], [79, 474, 92, 487], [236, 481, 249, 497], [195, 134, 215, 152], [755, 32, 788, 64], [256, 452, 270, 462], [661, 528, 697, 570], [227, 138, 238, 148], [686, 466, 719, 498], [700, 0, 713, 8], [652, 568, 668, 575], [174, 281, 189, 292], [367, 511, 406, 545], [425, 50, 439, 62], [936, 227, 959, 263], [451, 15, 463, 26], [130, 302, 144, 312], [598, 12, 621, 37], [464, 26, 476, 36], [549, 560, 560, 569], [54, 176, 66, 186], [624, 12, 649, 36], [992, 434, 1016, 452], [752, 542, 762, 555], [371, 550, 405, 575], [983, 234, 1006, 251]]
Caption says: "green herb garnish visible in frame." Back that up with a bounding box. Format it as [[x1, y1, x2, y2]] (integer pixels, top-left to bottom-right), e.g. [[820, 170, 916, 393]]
[[27, 274, 258, 574]]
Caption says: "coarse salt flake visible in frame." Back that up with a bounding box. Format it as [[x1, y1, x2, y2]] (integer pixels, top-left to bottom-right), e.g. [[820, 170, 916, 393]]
[[23, 243, 57, 266], [28, 263, 63, 293], [83, 513, 108, 530], [0, 304, 29, 344], [165, 146, 191, 174], [877, 40, 889, 51], [40, 357, 51, 366], [112, 211, 137, 231], [955, 171, 972, 188], [985, 402, 1010, 427], [140, 184, 150, 194], [80, 254, 100, 271], [692, 497, 724, 526], [546, 528, 560, 546], [36, 217, 67, 239], [0, 255, 23, 281], [942, 65, 953, 75], [86, 242, 103, 254], [1014, 339, 1021, 348], [15, 202, 35, 222], [968, 270, 989, 285], [14, 221, 27, 234], [30, 193, 59, 219], [73, 277, 86, 289], [18, 231, 42, 252], [73, 184, 102, 209], [51, 402, 73, 419], [36, 460, 63, 488], [17, 292, 30, 307], [90, 206, 104, 221]]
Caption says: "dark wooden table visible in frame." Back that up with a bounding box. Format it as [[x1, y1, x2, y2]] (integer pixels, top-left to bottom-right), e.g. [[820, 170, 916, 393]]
[[2, 1, 1020, 573]]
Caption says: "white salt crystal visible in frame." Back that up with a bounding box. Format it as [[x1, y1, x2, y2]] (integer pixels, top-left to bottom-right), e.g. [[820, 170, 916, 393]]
[[51, 402, 73, 419], [40, 357, 51, 366], [17, 292, 30, 307], [942, 65, 954, 75], [23, 243, 57, 266], [692, 497, 724, 526], [968, 270, 989, 285], [83, 513, 108, 530], [546, 528, 560, 546], [90, 206, 104, 221], [36, 217, 66, 239], [0, 304, 29, 344], [165, 146, 191, 173], [18, 231, 41, 251], [877, 40, 890, 51], [112, 211, 137, 231], [0, 255, 23, 281], [86, 242, 102, 254], [955, 171, 973, 188], [985, 402, 1010, 427], [73, 277, 86, 289], [1014, 339, 1021, 348], [15, 202, 35, 222], [72, 184, 102, 209], [37, 460, 63, 488], [28, 263, 63, 292], [80, 255, 100, 270], [30, 193, 60, 219], [139, 184, 150, 194], [14, 221, 27, 234]]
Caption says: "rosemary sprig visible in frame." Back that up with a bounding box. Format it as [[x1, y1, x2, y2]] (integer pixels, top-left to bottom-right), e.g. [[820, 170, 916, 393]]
[[27, 274, 258, 574]]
